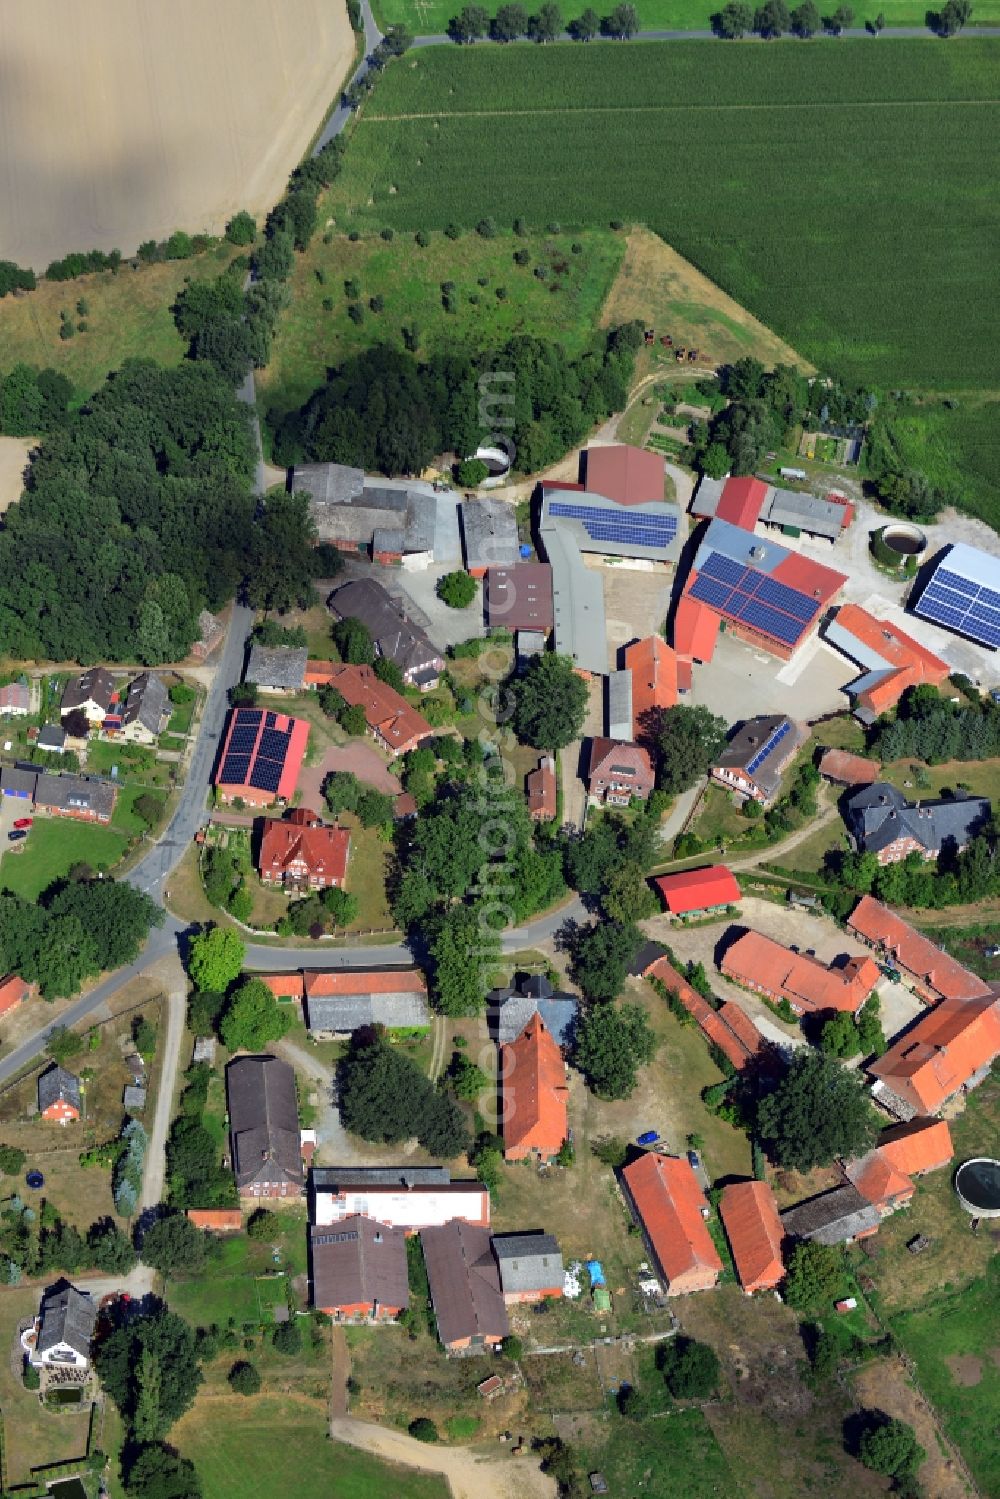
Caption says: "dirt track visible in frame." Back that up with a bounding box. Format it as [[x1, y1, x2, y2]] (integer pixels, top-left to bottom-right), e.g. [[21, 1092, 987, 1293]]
[[1, 1, 355, 268], [0, 437, 33, 513], [328, 1416, 557, 1499]]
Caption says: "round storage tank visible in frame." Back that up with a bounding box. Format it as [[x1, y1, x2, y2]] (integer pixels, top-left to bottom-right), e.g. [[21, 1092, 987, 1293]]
[[955, 1157, 1000, 1218]]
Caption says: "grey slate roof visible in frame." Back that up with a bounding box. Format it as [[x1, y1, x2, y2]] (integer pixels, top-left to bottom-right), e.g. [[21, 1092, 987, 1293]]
[[312, 1166, 451, 1190], [0, 766, 38, 797], [226, 1054, 303, 1193], [538, 518, 608, 676], [292, 462, 365, 507], [761, 486, 848, 541], [123, 1085, 147, 1112], [37, 1284, 96, 1358], [61, 667, 115, 715], [846, 782, 990, 858], [310, 1215, 409, 1312], [305, 989, 431, 1034], [38, 1066, 81, 1114], [122, 672, 168, 735], [491, 973, 578, 1048], [38, 725, 67, 751], [780, 1184, 881, 1245], [421, 1220, 510, 1348], [246, 643, 309, 692], [329, 579, 442, 680], [607, 669, 633, 740], [713, 715, 803, 801], [34, 772, 116, 820], [491, 1232, 564, 1295], [461, 498, 520, 570], [690, 475, 726, 520]]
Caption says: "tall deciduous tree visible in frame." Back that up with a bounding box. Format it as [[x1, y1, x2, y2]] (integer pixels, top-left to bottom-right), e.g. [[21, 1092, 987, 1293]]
[[96, 1305, 202, 1435], [245, 490, 318, 614], [187, 928, 244, 994], [574, 1001, 656, 1099], [757, 1050, 877, 1171], [655, 705, 728, 795], [512, 653, 588, 749], [219, 978, 291, 1052], [140, 1213, 207, 1278]]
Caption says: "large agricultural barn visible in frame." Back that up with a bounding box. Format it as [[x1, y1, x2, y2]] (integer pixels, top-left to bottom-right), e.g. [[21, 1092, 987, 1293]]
[[912, 543, 1000, 649]]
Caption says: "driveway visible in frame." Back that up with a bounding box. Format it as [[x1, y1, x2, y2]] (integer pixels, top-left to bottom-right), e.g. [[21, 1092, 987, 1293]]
[[298, 743, 402, 809], [139, 960, 187, 1210], [275, 1036, 361, 1165], [561, 677, 603, 832]]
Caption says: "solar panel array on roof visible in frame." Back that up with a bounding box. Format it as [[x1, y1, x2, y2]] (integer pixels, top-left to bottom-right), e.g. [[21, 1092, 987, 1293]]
[[549, 500, 677, 550], [746, 720, 791, 775], [690, 550, 822, 646], [916, 566, 1000, 647], [219, 707, 296, 793], [220, 752, 251, 784]]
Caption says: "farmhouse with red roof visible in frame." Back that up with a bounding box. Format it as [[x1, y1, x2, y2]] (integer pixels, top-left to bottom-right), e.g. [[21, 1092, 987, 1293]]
[[586, 737, 655, 806], [720, 1181, 785, 1293], [258, 810, 350, 890], [214, 707, 309, 808], [847, 896, 991, 1004], [868, 991, 1000, 1118], [305, 662, 432, 758], [621, 1153, 722, 1296], [721, 930, 879, 1016], [622, 635, 679, 741], [501, 1015, 569, 1163], [825, 604, 950, 721]]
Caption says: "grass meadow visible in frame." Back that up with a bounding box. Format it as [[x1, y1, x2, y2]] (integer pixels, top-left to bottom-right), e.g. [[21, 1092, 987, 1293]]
[[0, 818, 127, 899], [326, 41, 1000, 391], [374, 0, 1000, 29]]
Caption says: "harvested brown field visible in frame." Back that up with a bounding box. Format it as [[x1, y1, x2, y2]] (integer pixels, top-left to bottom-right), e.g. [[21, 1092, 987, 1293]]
[[600, 227, 812, 374], [1, 0, 355, 269]]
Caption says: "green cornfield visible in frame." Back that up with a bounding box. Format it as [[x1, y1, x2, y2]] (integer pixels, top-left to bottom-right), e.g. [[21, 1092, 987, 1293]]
[[326, 40, 1000, 390]]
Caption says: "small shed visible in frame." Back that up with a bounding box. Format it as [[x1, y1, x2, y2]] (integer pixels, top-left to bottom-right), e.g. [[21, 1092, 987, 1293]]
[[123, 1085, 147, 1113]]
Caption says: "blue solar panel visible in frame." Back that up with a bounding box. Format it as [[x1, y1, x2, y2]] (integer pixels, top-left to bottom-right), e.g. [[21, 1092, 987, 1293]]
[[265, 712, 277, 728], [977, 586, 1000, 611], [258, 728, 291, 763], [701, 553, 748, 588], [746, 720, 791, 775], [917, 565, 1000, 648], [736, 599, 803, 646], [228, 729, 258, 756], [922, 582, 970, 613], [690, 575, 734, 611], [754, 575, 817, 622], [220, 753, 251, 784], [933, 568, 972, 595], [250, 760, 282, 793], [549, 500, 677, 550], [234, 709, 262, 729]]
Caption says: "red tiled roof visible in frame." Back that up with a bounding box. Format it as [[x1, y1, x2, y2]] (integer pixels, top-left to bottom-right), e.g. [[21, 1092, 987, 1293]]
[[0, 974, 30, 1016], [258, 973, 306, 999], [833, 604, 950, 715], [672, 596, 720, 662], [623, 636, 678, 738], [719, 1181, 785, 1292], [818, 749, 880, 785], [186, 1209, 243, 1231], [622, 1153, 722, 1289], [586, 737, 655, 792], [526, 757, 557, 818], [722, 931, 879, 1015], [307, 663, 433, 755], [303, 969, 426, 998], [258, 819, 350, 884], [770, 551, 848, 605], [717, 1001, 763, 1057], [584, 444, 665, 507], [869, 992, 1000, 1115], [845, 1151, 914, 1209], [654, 865, 739, 915], [716, 477, 768, 530], [501, 1015, 569, 1158], [877, 1118, 953, 1176], [847, 896, 991, 1003], [644, 959, 759, 1071]]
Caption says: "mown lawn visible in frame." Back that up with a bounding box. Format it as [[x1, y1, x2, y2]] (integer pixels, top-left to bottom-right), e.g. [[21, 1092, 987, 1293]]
[[166, 1210, 309, 1330], [326, 41, 1000, 400], [578, 1408, 741, 1498], [0, 817, 127, 898], [0, 244, 239, 401], [373, 0, 1000, 30], [259, 227, 624, 419]]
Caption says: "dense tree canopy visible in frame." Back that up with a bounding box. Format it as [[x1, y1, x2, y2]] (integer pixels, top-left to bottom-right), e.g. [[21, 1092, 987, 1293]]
[[655, 705, 728, 796], [0, 361, 257, 663], [140, 1213, 206, 1278], [126, 1445, 203, 1499], [272, 326, 643, 478], [186, 928, 244, 993], [0, 882, 161, 1000], [0, 363, 72, 436], [573, 1000, 656, 1098], [219, 978, 291, 1052], [512, 652, 589, 749], [659, 1336, 720, 1399], [339, 1028, 468, 1155], [757, 1050, 877, 1171], [569, 919, 643, 1002], [96, 1304, 202, 1438]]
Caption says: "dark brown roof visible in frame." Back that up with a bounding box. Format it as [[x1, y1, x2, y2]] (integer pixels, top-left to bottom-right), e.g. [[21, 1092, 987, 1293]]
[[226, 1054, 303, 1192], [421, 1220, 509, 1347], [484, 563, 554, 630], [61, 667, 115, 714], [310, 1215, 409, 1312]]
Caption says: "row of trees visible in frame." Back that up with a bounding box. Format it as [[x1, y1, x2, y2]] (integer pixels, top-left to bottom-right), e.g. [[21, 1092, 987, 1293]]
[[271, 322, 645, 477], [0, 880, 161, 1000], [871, 682, 1000, 764], [1, 1199, 136, 1284], [448, 2, 640, 41], [714, 0, 857, 35]]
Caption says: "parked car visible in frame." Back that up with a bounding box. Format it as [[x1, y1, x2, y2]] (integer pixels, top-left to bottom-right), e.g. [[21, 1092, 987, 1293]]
[[12, 817, 32, 830], [7, 829, 27, 842], [687, 1149, 701, 1170]]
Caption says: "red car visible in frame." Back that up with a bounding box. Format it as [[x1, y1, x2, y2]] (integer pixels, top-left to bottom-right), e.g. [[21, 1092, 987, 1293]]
[[12, 817, 32, 830]]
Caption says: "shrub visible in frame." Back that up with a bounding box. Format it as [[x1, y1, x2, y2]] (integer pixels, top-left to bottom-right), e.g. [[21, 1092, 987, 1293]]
[[415, 230, 430, 247], [444, 223, 461, 239], [226, 211, 257, 245], [272, 1318, 302, 1354], [502, 1334, 524, 1360], [476, 217, 497, 238], [408, 1417, 439, 1442], [247, 1208, 274, 1240], [228, 1360, 261, 1395], [658, 1336, 720, 1399], [380, 227, 395, 241]]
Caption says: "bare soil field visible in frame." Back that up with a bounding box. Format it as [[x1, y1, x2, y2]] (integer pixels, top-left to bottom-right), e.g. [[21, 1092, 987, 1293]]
[[0, 0, 355, 269], [0, 436, 33, 512]]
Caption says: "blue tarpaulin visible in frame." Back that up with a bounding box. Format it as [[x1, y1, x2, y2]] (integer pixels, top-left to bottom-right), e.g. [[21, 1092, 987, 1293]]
[[586, 1260, 606, 1287]]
